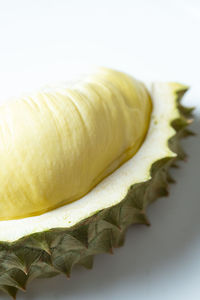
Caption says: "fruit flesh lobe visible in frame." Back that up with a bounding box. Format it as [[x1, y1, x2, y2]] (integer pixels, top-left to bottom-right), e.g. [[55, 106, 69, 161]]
[[0, 68, 152, 220]]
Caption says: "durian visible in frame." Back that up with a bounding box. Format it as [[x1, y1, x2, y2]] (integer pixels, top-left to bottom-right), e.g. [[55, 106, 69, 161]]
[[0, 68, 193, 299]]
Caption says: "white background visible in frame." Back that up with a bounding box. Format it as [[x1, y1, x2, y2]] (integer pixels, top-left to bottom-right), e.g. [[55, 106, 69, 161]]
[[0, 0, 199, 299]]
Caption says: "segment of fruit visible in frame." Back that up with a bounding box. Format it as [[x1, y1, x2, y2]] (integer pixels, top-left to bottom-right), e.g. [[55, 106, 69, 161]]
[[0, 68, 193, 298]]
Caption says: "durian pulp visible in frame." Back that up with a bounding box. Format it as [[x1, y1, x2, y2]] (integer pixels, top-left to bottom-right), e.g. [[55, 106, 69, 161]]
[[0, 68, 152, 220]]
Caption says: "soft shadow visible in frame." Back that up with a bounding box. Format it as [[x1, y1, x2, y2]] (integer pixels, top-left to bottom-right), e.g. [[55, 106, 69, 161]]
[[11, 119, 200, 300]]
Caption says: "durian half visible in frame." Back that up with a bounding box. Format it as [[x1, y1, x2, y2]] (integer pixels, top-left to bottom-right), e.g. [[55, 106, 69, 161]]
[[0, 68, 193, 298]]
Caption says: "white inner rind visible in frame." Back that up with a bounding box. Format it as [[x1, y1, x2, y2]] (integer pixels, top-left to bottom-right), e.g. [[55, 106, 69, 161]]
[[0, 82, 179, 242]]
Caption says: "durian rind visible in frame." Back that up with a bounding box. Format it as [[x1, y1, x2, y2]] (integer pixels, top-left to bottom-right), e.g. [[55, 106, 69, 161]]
[[0, 82, 193, 299]]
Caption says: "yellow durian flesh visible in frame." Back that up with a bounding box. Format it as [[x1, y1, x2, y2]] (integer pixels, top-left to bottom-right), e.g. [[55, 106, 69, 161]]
[[0, 68, 152, 220]]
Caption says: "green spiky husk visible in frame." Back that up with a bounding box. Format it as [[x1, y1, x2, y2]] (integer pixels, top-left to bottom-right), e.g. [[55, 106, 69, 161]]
[[0, 86, 194, 299]]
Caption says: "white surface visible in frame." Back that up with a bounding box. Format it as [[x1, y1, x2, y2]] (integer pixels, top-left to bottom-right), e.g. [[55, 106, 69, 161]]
[[0, 0, 199, 299]]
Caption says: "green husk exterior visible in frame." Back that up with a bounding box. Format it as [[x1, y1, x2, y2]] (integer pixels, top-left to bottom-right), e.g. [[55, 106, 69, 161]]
[[0, 86, 194, 299]]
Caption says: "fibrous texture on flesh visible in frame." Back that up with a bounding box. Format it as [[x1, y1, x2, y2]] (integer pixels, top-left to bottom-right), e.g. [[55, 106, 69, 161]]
[[0, 68, 151, 220]]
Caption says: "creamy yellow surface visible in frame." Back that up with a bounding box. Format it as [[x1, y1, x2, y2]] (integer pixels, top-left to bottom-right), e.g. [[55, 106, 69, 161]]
[[0, 68, 152, 220]]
